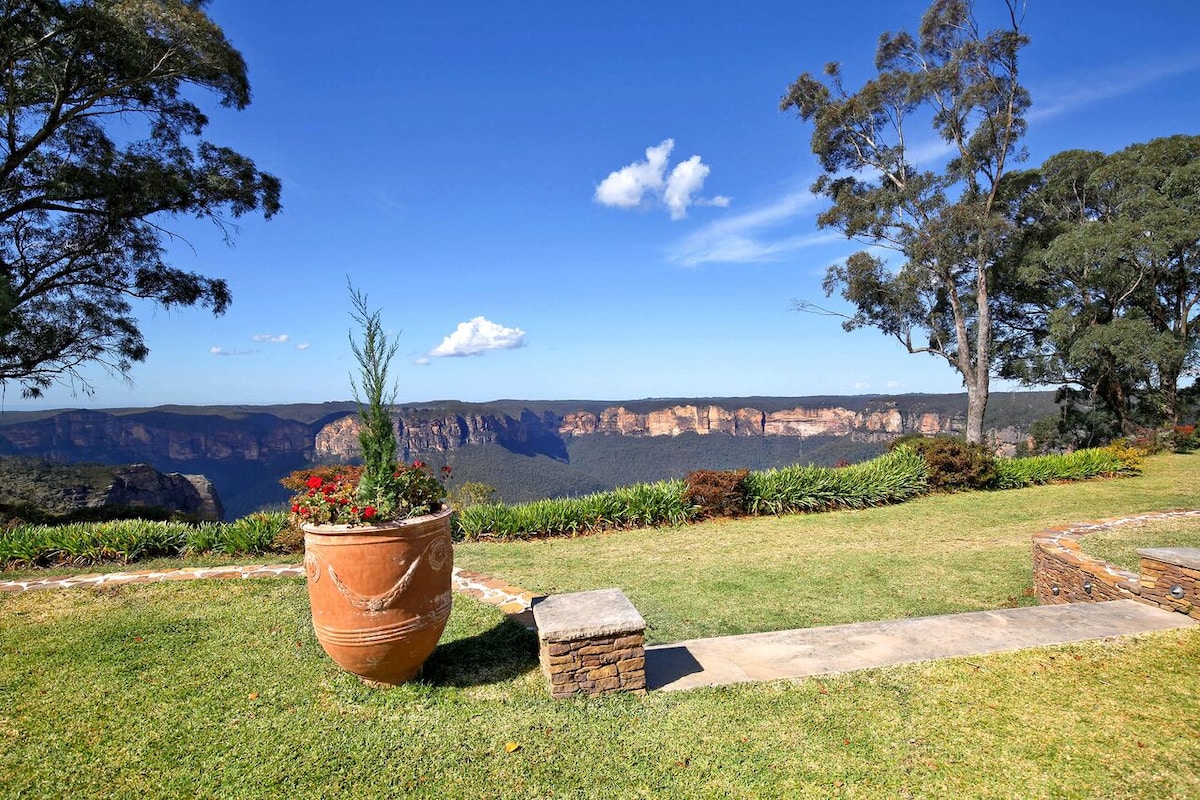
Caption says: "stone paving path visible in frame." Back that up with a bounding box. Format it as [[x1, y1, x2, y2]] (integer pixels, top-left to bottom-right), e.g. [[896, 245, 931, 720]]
[[645, 599, 1197, 691]]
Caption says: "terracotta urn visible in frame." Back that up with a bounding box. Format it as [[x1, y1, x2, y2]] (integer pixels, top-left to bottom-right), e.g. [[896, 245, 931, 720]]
[[302, 509, 454, 686]]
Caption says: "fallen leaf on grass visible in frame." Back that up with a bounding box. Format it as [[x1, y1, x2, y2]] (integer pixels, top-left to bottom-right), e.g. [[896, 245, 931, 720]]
[[504, 742, 521, 753]]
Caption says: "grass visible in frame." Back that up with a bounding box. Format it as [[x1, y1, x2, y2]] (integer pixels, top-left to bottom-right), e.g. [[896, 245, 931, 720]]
[[2, 454, 1199, 797], [2, 579, 1198, 798], [1080, 517, 1200, 572], [455, 454, 1200, 644]]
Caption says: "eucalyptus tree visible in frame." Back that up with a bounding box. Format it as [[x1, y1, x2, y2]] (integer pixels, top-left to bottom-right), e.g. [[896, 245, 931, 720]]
[[782, 0, 1029, 443], [998, 135, 1200, 433], [0, 0, 281, 398]]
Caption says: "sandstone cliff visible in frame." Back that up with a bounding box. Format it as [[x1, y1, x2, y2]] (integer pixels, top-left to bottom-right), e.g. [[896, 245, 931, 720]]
[[101, 465, 225, 521], [0, 457, 224, 521], [555, 403, 961, 440], [311, 399, 1013, 461]]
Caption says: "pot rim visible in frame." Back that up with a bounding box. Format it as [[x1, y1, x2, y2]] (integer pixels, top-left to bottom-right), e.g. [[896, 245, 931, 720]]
[[300, 507, 452, 535]]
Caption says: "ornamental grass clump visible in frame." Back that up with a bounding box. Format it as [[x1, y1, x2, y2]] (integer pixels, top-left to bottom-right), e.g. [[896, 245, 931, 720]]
[[0, 513, 292, 570], [993, 444, 1143, 489], [453, 480, 693, 541], [284, 286, 450, 527], [744, 445, 929, 515]]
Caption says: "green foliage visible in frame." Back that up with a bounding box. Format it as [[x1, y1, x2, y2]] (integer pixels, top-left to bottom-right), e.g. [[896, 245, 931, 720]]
[[0, 0, 280, 397], [1171, 425, 1198, 454], [992, 445, 1142, 490], [684, 469, 750, 518], [447, 480, 498, 510], [784, 0, 1030, 443], [744, 445, 928, 515], [0, 511, 291, 569], [284, 461, 447, 526], [999, 135, 1200, 432], [0, 444, 1151, 563], [347, 284, 401, 504], [453, 480, 694, 541], [889, 436, 998, 491]]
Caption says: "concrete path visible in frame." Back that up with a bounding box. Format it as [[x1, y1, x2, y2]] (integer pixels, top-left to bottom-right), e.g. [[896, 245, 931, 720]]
[[645, 600, 1196, 692]]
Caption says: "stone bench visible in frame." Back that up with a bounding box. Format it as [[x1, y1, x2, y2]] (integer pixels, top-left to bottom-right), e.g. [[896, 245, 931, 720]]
[[532, 588, 646, 699]]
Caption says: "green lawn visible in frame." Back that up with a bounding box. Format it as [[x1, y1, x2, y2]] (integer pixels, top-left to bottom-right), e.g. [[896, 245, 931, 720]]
[[3, 454, 1199, 798], [1079, 516, 1200, 572], [455, 454, 1200, 644], [3, 579, 1199, 799]]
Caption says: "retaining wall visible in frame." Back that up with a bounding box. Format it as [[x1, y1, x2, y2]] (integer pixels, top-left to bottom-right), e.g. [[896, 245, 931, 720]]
[[1032, 510, 1200, 619]]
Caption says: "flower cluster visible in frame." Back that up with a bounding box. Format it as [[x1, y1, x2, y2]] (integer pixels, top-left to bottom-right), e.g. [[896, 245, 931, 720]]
[[284, 461, 451, 526]]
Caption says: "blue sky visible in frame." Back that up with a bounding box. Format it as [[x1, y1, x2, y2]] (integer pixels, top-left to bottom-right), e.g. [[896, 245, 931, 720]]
[[16, 1, 1200, 409]]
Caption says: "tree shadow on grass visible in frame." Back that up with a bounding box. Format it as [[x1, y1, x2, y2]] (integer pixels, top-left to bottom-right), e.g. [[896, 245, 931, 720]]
[[420, 617, 538, 687]]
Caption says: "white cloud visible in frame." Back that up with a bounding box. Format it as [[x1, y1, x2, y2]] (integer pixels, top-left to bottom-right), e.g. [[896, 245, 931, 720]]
[[886, 380, 901, 389], [252, 334, 290, 343], [1030, 55, 1200, 122], [663, 155, 710, 220], [426, 317, 526, 360], [295, 342, 311, 351], [595, 139, 724, 220], [594, 139, 673, 209], [669, 189, 840, 267], [210, 346, 254, 357], [853, 381, 870, 390]]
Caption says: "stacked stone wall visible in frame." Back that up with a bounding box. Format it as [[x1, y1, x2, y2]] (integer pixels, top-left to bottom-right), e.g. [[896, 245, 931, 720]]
[[1031, 511, 1200, 618], [1139, 548, 1200, 619], [539, 633, 646, 699]]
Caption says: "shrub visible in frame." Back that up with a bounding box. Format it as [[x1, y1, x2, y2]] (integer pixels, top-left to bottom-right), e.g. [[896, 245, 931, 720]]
[[889, 436, 998, 490], [684, 469, 750, 518], [448, 481, 498, 510]]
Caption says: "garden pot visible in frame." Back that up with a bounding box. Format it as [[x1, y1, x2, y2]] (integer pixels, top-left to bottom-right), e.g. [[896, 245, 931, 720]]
[[302, 509, 453, 686]]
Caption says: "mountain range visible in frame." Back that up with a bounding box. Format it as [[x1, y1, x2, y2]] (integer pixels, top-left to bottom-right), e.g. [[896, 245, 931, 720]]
[[0, 392, 1059, 519]]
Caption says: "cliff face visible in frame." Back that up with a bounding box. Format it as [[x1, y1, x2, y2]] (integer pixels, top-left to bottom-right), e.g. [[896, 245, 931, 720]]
[[312, 401, 990, 460], [556, 404, 965, 440], [316, 410, 567, 460], [0, 457, 225, 521], [0, 410, 313, 462], [102, 465, 225, 521]]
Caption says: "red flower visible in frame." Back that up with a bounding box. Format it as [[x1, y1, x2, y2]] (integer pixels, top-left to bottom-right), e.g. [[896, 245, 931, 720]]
[[412, 460, 425, 469], [299, 507, 311, 516], [291, 504, 300, 513], [362, 506, 377, 519], [350, 506, 358, 515], [321, 483, 336, 495], [306, 476, 323, 489]]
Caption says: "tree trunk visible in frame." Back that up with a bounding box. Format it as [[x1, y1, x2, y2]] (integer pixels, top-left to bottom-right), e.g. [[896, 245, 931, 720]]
[[965, 380, 988, 444]]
